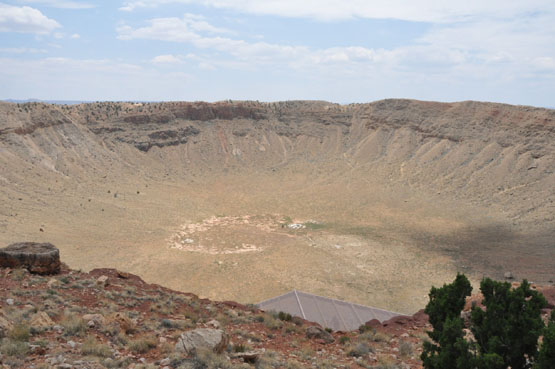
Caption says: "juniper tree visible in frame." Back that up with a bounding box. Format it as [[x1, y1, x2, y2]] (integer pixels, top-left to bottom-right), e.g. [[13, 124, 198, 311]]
[[534, 310, 555, 369], [421, 274, 474, 369], [471, 279, 546, 369]]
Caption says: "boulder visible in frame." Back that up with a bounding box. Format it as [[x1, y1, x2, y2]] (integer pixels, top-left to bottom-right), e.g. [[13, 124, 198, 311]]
[[175, 328, 228, 355], [30, 312, 55, 329], [305, 326, 335, 343], [0, 242, 60, 274]]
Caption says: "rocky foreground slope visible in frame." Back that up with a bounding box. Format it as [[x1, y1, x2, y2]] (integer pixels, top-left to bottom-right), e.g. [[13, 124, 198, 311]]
[[0, 243, 554, 369]]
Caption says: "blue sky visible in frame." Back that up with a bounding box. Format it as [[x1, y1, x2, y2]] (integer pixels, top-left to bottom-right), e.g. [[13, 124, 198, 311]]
[[0, 1, 554, 106]]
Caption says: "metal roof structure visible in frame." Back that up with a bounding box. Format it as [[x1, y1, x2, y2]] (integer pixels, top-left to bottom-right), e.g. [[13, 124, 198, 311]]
[[256, 290, 402, 331]]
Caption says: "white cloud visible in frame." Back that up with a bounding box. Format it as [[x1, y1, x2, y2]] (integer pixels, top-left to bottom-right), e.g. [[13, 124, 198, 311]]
[[118, 0, 555, 22], [116, 9, 555, 91], [152, 54, 182, 64], [18, 0, 95, 9], [0, 3, 61, 34], [117, 16, 392, 68], [0, 47, 47, 53], [70, 33, 80, 39]]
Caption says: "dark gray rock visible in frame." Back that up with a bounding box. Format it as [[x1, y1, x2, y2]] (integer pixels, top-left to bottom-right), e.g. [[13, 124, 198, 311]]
[[0, 242, 60, 274]]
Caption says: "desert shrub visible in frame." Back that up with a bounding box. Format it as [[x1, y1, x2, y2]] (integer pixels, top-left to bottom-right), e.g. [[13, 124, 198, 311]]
[[285, 359, 303, 369], [277, 311, 292, 321], [399, 340, 413, 358], [348, 342, 372, 357], [0, 338, 28, 358], [358, 324, 373, 333], [11, 269, 27, 281], [263, 314, 283, 330], [190, 348, 234, 369], [339, 336, 351, 344], [8, 323, 30, 342], [61, 313, 87, 337], [128, 335, 157, 354], [160, 318, 177, 329], [81, 336, 112, 357]]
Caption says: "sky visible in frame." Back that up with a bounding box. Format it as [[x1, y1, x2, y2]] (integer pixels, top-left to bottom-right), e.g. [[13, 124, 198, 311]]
[[0, 1, 554, 106]]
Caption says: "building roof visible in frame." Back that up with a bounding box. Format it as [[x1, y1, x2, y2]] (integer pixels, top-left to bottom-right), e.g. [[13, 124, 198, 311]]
[[256, 290, 402, 331]]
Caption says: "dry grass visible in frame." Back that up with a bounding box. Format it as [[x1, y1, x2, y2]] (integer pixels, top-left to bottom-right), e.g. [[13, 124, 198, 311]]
[[128, 335, 157, 354], [81, 336, 113, 358], [0, 338, 28, 358], [60, 312, 87, 337], [8, 323, 30, 342]]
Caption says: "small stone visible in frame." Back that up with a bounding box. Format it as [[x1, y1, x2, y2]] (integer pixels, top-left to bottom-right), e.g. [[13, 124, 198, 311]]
[[6, 299, 14, 306], [83, 314, 105, 326], [159, 337, 167, 343], [504, 272, 514, 279], [207, 320, 221, 329], [96, 275, 109, 287], [67, 340, 76, 349], [87, 320, 95, 328], [139, 357, 146, 364], [47, 279, 60, 288], [160, 358, 170, 366], [230, 348, 266, 363], [117, 270, 130, 279]]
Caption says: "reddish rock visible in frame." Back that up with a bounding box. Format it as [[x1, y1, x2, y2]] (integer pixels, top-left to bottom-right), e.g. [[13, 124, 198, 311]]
[[364, 319, 382, 329]]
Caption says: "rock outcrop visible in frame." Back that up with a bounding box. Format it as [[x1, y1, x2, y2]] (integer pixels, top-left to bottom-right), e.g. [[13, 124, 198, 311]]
[[0, 242, 60, 274]]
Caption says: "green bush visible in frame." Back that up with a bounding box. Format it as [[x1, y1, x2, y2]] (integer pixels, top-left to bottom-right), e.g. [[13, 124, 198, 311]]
[[422, 274, 549, 369], [421, 273, 474, 369], [535, 310, 555, 369], [472, 279, 546, 369]]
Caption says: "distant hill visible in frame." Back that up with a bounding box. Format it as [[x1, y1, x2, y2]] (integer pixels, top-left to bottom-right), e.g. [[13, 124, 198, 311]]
[[3, 98, 90, 105]]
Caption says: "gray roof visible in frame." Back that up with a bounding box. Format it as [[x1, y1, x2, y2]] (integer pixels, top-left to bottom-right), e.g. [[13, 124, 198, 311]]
[[256, 290, 402, 331]]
